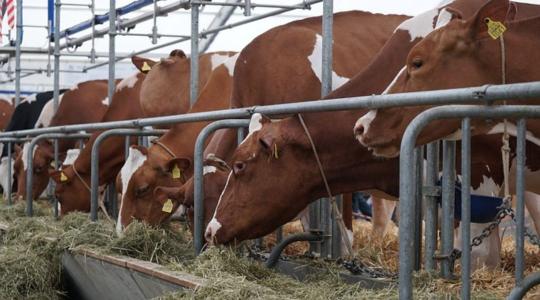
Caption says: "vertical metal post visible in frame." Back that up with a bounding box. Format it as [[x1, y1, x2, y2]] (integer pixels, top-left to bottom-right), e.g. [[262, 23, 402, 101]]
[[441, 140, 456, 278], [151, 0, 158, 44], [414, 146, 424, 271], [331, 194, 343, 259], [516, 118, 526, 285], [244, 0, 251, 16], [316, 0, 333, 257], [106, 0, 117, 223], [51, 0, 62, 216], [424, 141, 439, 271], [6, 142, 12, 205], [90, 0, 96, 63], [14, 0, 23, 106], [460, 118, 471, 300], [190, 3, 199, 106], [124, 136, 130, 160]]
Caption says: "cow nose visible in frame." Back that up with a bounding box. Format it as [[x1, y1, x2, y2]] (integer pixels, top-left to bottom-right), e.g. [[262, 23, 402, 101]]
[[204, 228, 213, 243], [353, 122, 365, 137], [205, 217, 222, 243]]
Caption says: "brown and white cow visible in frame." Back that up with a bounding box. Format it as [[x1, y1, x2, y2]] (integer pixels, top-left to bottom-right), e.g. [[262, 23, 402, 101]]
[[117, 11, 408, 234], [13, 80, 109, 201], [205, 1, 540, 269], [49, 69, 147, 215], [355, 0, 540, 157], [0, 97, 14, 131]]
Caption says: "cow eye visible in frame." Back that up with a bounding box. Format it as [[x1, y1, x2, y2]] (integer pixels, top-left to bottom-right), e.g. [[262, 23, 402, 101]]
[[233, 161, 246, 175], [136, 185, 150, 197], [411, 57, 423, 70]]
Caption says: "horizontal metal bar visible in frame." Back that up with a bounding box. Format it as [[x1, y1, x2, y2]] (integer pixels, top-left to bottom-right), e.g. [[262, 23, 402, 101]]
[[61, 3, 91, 7], [190, 1, 310, 10], [0, 68, 86, 74], [83, 0, 321, 71], [115, 32, 191, 38], [0, 81, 539, 139]]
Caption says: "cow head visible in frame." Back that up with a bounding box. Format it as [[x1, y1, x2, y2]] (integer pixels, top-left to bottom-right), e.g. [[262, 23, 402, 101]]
[[116, 145, 190, 234], [355, 0, 517, 157], [49, 149, 89, 216], [14, 142, 54, 201], [205, 114, 318, 245], [138, 49, 189, 118]]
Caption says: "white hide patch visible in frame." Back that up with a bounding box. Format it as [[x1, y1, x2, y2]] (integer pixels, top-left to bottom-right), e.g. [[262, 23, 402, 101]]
[[203, 166, 217, 175], [206, 171, 233, 239], [239, 113, 264, 146], [116, 72, 139, 91], [471, 175, 501, 197], [116, 147, 148, 234], [35, 95, 62, 129], [0, 157, 14, 198], [101, 97, 109, 106], [63, 149, 81, 166], [224, 53, 239, 77], [487, 122, 540, 147], [435, 8, 453, 29], [22, 94, 37, 104], [22, 142, 37, 171], [395, 8, 440, 41], [307, 34, 350, 90], [211, 54, 232, 71]]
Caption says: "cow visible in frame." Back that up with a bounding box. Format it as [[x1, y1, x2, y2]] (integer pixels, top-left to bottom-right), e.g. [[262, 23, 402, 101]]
[[116, 11, 409, 235], [205, 0, 540, 269], [0, 98, 14, 131], [116, 52, 237, 232], [138, 49, 236, 120], [12, 80, 109, 201], [0, 90, 68, 199], [354, 0, 540, 158]]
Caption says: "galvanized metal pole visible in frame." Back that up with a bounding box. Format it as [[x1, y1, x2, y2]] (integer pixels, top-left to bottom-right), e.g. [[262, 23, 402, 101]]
[[106, 0, 117, 218], [190, 3, 199, 106], [14, 0, 23, 106], [515, 118, 526, 285], [460, 118, 471, 300], [51, 0, 62, 215], [6, 142, 12, 205], [414, 146, 424, 271], [90, 0, 96, 63], [151, 0, 158, 44], [441, 140, 455, 279], [424, 141, 439, 271], [193, 120, 250, 255]]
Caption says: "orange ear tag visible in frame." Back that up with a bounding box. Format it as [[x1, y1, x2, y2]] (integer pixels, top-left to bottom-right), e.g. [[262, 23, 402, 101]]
[[60, 172, 68, 182], [485, 18, 506, 40], [162, 199, 173, 213], [142, 61, 152, 72], [172, 164, 181, 179]]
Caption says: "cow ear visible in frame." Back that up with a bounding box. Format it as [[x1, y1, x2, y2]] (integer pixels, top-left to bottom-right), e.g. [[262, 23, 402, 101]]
[[442, 7, 463, 21], [131, 56, 156, 74], [468, 0, 516, 38], [169, 49, 186, 59], [13, 144, 22, 156], [49, 169, 71, 184], [165, 157, 191, 180]]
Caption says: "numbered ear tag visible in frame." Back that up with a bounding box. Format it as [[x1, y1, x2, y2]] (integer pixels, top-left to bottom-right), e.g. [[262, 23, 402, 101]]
[[273, 144, 279, 159], [485, 18, 506, 40], [60, 172, 68, 182], [162, 199, 173, 213], [142, 61, 152, 72], [172, 164, 181, 179]]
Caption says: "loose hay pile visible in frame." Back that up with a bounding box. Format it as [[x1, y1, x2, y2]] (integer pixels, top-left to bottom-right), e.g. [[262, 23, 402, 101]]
[[0, 201, 538, 299]]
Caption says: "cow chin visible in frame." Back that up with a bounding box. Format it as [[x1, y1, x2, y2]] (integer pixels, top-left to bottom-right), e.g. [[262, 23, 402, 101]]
[[371, 144, 400, 158]]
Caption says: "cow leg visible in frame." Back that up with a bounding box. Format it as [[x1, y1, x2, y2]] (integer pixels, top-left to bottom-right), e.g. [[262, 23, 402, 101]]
[[371, 197, 396, 237], [524, 191, 540, 235], [456, 222, 501, 270]]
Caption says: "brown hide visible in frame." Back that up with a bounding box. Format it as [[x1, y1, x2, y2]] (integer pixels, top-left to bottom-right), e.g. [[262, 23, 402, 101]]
[[0, 99, 14, 130]]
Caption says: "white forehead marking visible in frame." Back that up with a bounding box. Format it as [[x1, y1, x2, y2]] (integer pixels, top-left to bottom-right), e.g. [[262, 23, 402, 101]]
[[116, 72, 139, 91], [211, 171, 232, 222], [487, 123, 540, 147], [101, 97, 109, 106], [0, 157, 14, 198], [116, 147, 148, 234], [395, 8, 440, 42], [22, 94, 37, 103], [223, 53, 239, 77], [203, 165, 217, 175], [307, 34, 350, 90], [435, 8, 453, 29], [211, 54, 232, 71], [382, 66, 406, 95], [63, 149, 81, 166], [22, 142, 37, 171], [239, 113, 263, 146]]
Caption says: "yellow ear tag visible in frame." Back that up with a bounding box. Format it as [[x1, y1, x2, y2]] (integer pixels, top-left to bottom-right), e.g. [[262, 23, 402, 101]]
[[60, 172, 68, 182], [273, 144, 279, 159], [162, 199, 173, 213], [485, 18, 506, 40], [172, 164, 181, 179], [142, 61, 152, 72]]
